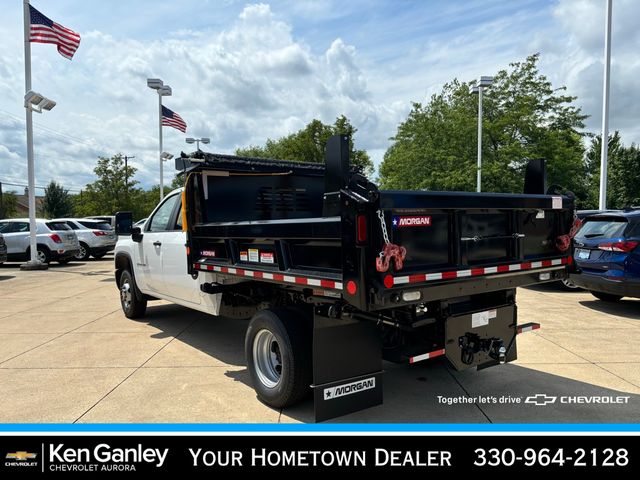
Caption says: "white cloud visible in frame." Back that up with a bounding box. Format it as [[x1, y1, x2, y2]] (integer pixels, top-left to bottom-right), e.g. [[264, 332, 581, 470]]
[[1, 0, 639, 201]]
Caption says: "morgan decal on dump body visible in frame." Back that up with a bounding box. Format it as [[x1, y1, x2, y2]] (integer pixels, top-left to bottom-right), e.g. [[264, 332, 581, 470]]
[[392, 215, 431, 227]]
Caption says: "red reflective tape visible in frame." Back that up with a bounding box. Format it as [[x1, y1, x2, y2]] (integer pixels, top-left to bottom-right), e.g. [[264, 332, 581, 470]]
[[409, 274, 425, 283], [497, 265, 510, 272], [221, 267, 229, 273], [273, 274, 284, 282], [236, 269, 244, 276], [410, 349, 445, 363], [295, 277, 308, 284], [320, 279, 334, 288], [542, 260, 552, 267], [253, 271, 263, 278], [521, 263, 531, 270], [471, 268, 485, 276]]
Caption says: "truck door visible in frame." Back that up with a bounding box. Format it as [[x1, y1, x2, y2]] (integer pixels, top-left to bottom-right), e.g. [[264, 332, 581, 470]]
[[138, 193, 182, 295], [162, 196, 201, 304]]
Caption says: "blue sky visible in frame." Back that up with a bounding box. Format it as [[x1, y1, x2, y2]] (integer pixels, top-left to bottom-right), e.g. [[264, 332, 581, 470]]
[[1, 0, 638, 196]]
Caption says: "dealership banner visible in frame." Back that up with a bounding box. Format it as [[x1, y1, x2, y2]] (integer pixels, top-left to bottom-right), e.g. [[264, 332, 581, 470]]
[[0, 434, 635, 473]]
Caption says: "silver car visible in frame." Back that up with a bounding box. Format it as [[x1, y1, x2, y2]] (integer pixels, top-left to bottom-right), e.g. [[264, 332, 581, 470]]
[[53, 218, 117, 260], [0, 218, 80, 264]]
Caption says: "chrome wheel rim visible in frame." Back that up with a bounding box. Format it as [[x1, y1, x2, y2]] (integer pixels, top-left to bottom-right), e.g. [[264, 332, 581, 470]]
[[253, 329, 282, 388], [120, 281, 132, 311]]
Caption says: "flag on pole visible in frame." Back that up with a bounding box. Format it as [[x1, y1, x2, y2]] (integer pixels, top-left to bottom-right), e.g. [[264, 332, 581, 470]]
[[29, 5, 81, 60], [162, 106, 187, 133]]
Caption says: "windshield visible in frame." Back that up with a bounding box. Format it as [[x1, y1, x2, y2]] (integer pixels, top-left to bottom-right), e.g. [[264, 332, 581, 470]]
[[576, 219, 627, 239]]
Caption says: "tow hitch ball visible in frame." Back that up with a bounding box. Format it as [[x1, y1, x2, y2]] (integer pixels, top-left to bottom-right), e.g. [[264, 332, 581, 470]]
[[459, 334, 506, 365]]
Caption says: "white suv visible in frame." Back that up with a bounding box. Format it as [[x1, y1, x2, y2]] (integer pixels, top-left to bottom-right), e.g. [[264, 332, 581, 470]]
[[0, 218, 80, 264], [53, 218, 116, 260]]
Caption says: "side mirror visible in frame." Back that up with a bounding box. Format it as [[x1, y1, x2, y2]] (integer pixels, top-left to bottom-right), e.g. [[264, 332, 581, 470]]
[[132, 226, 143, 243], [115, 212, 133, 235]]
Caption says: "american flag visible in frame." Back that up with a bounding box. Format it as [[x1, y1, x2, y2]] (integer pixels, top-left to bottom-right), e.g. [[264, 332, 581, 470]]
[[162, 106, 187, 133], [29, 5, 81, 60]]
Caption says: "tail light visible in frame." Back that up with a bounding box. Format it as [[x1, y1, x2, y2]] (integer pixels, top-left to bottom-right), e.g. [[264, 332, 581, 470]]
[[597, 241, 639, 252], [49, 234, 62, 243], [93, 231, 108, 236]]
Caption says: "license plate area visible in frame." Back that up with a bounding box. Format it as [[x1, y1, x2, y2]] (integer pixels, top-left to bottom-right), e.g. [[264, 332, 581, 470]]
[[576, 248, 590, 260]]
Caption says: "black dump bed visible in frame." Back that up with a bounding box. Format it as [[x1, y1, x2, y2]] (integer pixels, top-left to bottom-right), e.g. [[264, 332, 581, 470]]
[[179, 135, 575, 312]]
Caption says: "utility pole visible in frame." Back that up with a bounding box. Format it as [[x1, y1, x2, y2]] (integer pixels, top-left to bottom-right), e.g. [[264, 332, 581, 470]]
[[124, 155, 135, 191]]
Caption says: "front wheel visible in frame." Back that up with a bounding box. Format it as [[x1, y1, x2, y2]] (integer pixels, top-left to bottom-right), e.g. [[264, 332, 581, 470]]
[[119, 269, 147, 318], [245, 308, 312, 408]]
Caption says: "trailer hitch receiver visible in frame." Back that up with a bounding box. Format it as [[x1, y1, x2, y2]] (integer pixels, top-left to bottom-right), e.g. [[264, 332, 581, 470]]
[[458, 333, 506, 366]]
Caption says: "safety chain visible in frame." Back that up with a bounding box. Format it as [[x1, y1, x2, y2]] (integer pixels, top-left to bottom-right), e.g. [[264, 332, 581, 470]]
[[375, 209, 406, 272], [377, 209, 390, 245], [556, 211, 582, 251]]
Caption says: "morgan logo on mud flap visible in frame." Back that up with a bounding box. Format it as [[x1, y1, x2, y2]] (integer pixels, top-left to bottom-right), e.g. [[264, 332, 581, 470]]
[[323, 378, 375, 400]]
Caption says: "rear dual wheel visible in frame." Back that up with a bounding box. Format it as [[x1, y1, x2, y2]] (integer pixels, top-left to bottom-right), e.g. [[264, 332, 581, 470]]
[[245, 308, 312, 408]]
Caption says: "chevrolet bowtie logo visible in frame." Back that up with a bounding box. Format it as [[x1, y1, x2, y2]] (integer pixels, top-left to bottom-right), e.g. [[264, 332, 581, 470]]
[[6, 451, 37, 461], [525, 394, 557, 406]]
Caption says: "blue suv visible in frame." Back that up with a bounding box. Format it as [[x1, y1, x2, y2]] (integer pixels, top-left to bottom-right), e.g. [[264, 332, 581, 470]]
[[570, 209, 640, 301]]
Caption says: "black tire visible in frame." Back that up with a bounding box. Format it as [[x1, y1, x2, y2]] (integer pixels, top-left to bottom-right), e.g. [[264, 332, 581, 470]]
[[119, 269, 147, 318], [28, 246, 51, 264], [75, 242, 91, 261], [591, 291, 623, 302], [92, 252, 107, 259], [245, 308, 312, 408]]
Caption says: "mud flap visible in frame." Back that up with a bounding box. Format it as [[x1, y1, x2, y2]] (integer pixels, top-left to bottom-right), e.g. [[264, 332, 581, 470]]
[[311, 310, 383, 422]]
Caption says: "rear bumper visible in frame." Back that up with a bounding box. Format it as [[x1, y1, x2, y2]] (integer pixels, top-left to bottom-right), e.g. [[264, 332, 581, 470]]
[[90, 245, 115, 255], [569, 272, 640, 298], [51, 247, 81, 259]]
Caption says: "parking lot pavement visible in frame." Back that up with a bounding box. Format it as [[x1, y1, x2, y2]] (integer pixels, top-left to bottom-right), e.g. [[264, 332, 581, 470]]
[[0, 257, 638, 427]]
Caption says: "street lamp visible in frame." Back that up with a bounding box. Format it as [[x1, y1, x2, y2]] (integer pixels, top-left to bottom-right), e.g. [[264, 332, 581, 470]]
[[147, 78, 172, 200], [470, 75, 493, 193], [185, 137, 210, 151], [22, 89, 56, 270]]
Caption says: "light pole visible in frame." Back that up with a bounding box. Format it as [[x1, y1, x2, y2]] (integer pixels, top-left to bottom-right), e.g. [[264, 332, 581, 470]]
[[599, 0, 612, 210], [147, 78, 172, 201], [470, 76, 493, 193], [186, 137, 210, 151]]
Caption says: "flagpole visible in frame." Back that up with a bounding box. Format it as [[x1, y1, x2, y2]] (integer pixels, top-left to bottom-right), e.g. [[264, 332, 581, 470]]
[[22, 0, 44, 269], [159, 94, 164, 201]]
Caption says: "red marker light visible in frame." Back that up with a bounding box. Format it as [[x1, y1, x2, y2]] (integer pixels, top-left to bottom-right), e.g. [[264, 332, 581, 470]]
[[356, 214, 367, 243]]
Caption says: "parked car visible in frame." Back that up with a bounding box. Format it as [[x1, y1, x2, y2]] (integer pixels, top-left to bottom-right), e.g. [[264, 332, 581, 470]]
[[53, 218, 117, 260], [558, 209, 623, 290], [0, 218, 79, 264], [84, 215, 115, 230], [0, 233, 7, 264], [570, 209, 640, 301]]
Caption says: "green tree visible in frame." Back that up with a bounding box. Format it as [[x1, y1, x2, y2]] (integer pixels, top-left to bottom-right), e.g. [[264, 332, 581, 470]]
[[379, 53, 589, 200], [585, 132, 640, 209], [236, 115, 373, 175], [0, 189, 19, 219], [74, 154, 142, 218], [40, 180, 72, 218]]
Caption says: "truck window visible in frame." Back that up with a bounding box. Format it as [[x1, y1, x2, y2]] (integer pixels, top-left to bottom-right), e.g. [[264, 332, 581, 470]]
[[148, 194, 181, 232]]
